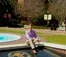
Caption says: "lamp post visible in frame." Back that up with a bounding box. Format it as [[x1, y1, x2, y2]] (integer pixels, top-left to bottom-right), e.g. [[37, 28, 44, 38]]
[[44, 11, 52, 26], [44, 0, 49, 12], [44, 0, 52, 26], [64, 19, 66, 31]]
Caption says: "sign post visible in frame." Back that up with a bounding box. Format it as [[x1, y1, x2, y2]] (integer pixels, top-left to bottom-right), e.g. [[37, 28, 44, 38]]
[[44, 12, 52, 26]]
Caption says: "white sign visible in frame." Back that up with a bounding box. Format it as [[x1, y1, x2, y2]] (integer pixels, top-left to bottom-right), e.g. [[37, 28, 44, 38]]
[[44, 14, 52, 20], [48, 14, 52, 20], [44, 14, 47, 20]]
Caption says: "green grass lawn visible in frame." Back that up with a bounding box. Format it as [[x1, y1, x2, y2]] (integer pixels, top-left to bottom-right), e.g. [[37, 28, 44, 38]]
[[0, 28, 25, 34], [39, 35, 66, 45], [33, 26, 50, 29], [0, 28, 66, 45]]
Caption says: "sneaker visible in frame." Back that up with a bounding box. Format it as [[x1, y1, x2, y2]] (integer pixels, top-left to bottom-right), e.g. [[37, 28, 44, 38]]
[[32, 50, 37, 54]]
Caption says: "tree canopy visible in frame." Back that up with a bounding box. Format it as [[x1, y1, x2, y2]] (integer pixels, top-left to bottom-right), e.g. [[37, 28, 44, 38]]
[[8, 0, 66, 22]]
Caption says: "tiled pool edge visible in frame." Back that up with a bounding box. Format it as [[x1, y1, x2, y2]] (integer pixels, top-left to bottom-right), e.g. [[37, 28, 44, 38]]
[[0, 42, 66, 50]]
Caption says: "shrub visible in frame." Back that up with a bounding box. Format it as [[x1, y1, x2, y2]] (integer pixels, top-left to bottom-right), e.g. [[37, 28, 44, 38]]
[[32, 15, 47, 26], [20, 21, 28, 26]]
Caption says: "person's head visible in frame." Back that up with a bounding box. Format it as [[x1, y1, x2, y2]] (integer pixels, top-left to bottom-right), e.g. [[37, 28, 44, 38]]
[[28, 24, 32, 31]]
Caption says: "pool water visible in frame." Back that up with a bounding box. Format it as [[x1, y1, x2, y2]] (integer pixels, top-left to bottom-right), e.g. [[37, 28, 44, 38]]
[[0, 33, 21, 42], [0, 37, 4, 40], [0, 48, 59, 57]]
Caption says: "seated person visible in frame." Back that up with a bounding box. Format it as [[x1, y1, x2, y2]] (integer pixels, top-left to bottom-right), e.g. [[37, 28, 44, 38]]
[[25, 24, 40, 54]]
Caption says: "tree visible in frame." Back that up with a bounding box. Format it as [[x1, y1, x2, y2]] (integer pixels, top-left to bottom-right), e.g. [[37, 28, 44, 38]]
[[48, 0, 66, 22], [8, 0, 66, 25]]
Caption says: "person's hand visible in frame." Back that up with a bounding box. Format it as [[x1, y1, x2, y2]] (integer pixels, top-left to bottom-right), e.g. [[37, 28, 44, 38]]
[[37, 38, 40, 42], [31, 38, 35, 41]]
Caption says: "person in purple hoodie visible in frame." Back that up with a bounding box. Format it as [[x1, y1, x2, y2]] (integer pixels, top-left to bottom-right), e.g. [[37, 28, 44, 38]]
[[25, 24, 40, 54]]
